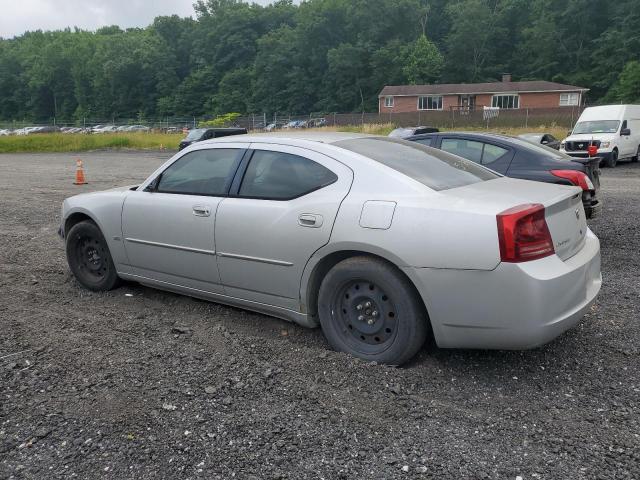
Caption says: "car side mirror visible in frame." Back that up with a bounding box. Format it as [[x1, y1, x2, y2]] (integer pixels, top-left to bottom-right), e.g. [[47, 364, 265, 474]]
[[621, 128, 631, 136], [567, 131, 572, 136]]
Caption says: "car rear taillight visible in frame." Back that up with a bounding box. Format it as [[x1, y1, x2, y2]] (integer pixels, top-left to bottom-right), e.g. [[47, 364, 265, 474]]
[[496, 204, 555, 263], [550, 169, 594, 191]]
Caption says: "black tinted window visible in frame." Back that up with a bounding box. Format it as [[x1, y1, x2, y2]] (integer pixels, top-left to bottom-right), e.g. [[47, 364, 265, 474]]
[[414, 137, 433, 147], [481, 143, 509, 164], [441, 138, 484, 163], [334, 137, 498, 191], [157, 149, 240, 195], [239, 150, 338, 200]]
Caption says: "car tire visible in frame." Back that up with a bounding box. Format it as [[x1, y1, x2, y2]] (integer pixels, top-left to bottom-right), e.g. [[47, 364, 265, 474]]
[[66, 220, 121, 291], [606, 149, 618, 168], [317, 256, 428, 365], [632, 145, 640, 163]]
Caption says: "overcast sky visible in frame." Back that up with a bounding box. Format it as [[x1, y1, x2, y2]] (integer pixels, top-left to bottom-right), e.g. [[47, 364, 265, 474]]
[[0, 0, 277, 39]]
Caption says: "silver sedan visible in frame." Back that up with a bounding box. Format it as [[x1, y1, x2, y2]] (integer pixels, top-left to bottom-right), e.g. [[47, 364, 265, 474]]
[[59, 133, 602, 365]]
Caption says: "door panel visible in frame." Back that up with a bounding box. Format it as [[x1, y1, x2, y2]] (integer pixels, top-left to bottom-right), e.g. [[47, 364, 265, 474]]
[[215, 144, 353, 308], [121, 145, 246, 292], [122, 191, 223, 292]]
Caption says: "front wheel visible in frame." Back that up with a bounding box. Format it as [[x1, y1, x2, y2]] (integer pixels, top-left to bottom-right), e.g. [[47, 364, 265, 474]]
[[318, 256, 428, 365], [606, 149, 618, 168], [66, 220, 121, 291]]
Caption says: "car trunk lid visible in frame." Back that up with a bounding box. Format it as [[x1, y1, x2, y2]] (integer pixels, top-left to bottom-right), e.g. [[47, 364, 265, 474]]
[[447, 177, 587, 261]]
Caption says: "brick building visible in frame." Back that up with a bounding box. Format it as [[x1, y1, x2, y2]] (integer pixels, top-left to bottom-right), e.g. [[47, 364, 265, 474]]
[[378, 74, 588, 113]]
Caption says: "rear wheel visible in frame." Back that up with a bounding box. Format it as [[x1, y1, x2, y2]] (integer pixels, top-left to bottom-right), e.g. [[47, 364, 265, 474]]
[[632, 145, 640, 163], [66, 220, 120, 291], [318, 256, 428, 365]]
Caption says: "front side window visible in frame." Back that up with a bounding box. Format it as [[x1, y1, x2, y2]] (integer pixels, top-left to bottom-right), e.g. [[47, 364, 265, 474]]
[[239, 150, 338, 200], [491, 94, 519, 109], [418, 96, 443, 110], [157, 148, 240, 196], [384, 96, 394, 107], [559, 93, 579, 106], [414, 137, 433, 147]]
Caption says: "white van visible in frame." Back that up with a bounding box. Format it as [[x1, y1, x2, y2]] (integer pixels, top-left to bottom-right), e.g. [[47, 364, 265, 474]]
[[560, 105, 640, 167]]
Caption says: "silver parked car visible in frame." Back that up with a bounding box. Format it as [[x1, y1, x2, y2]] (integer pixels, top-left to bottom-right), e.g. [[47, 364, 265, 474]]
[[59, 133, 602, 364]]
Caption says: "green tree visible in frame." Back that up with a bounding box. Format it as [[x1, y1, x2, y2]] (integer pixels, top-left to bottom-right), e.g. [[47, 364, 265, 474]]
[[402, 35, 444, 84], [609, 61, 640, 103]]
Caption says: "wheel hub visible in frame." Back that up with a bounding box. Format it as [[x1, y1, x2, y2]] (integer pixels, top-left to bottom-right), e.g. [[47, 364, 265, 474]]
[[338, 281, 397, 346], [77, 238, 106, 276]]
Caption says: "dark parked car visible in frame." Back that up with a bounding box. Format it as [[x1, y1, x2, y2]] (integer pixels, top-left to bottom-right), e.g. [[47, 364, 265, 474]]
[[406, 132, 602, 218], [518, 133, 561, 150], [179, 127, 248, 150], [388, 126, 439, 139]]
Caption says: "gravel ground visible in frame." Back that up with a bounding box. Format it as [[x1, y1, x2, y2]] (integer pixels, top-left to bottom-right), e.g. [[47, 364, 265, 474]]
[[1, 151, 639, 479]]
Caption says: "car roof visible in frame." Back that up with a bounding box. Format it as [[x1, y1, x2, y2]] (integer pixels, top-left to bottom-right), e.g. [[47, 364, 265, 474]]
[[203, 131, 372, 145]]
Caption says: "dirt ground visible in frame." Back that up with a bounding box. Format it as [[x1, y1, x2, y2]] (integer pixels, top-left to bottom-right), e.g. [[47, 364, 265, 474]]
[[1, 151, 639, 479]]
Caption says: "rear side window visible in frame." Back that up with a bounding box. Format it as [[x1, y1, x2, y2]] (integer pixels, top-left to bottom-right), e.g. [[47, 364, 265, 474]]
[[157, 148, 240, 196], [239, 150, 338, 200], [441, 138, 484, 163], [482, 143, 509, 164], [334, 137, 498, 191]]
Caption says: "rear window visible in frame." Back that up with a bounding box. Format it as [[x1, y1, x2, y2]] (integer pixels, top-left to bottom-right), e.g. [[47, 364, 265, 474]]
[[501, 135, 571, 160], [186, 128, 206, 140], [334, 137, 498, 191]]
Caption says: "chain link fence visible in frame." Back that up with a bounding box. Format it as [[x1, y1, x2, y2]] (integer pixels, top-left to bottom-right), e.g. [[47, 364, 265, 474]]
[[0, 107, 584, 133]]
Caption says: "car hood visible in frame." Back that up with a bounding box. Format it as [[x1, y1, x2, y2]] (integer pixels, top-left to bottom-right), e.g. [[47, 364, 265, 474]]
[[566, 133, 616, 142], [65, 185, 136, 202]]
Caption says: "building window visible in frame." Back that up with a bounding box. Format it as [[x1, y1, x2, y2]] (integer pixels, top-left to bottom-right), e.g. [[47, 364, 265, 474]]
[[384, 96, 394, 107], [491, 94, 519, 109], [559, 93, 580, 106], [418, 96, 443, 110]]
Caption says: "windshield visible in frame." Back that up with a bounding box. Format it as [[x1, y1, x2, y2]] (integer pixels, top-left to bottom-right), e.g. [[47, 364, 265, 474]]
[[573, 120, 620, 134], [186, 128, 207, 140], [498, 135, 571, 160], [334, 137, 499, 191]]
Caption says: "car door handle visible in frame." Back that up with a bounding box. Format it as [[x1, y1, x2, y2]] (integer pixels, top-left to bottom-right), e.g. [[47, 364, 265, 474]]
[[192, 205, 211, 217], [298, 213, 323, 228]]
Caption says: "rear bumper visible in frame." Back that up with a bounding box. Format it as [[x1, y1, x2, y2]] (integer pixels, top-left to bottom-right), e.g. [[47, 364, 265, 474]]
[[406, 230, 602, 349]]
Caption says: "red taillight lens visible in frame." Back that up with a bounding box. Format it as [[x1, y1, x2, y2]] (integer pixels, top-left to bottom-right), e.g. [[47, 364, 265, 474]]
[[550, 169, 593, 191], [497, 203, 555, 262]]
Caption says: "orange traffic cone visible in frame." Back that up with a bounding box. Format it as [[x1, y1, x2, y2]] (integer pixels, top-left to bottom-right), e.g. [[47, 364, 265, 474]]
[[74, 159, 87, 185]]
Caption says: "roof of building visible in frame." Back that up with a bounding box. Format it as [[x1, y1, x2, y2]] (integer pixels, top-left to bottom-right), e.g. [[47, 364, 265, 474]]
[[379, 80, 589, 97]]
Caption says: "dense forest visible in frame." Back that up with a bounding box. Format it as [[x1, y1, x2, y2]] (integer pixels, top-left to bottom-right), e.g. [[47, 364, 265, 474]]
[[0, 0, 638, 123]]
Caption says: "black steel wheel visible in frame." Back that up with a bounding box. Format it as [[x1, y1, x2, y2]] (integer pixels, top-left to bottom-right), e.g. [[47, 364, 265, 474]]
[[607, 149, 618, 168], [66, 220, 120, 291], [318, 256, 428, 365]]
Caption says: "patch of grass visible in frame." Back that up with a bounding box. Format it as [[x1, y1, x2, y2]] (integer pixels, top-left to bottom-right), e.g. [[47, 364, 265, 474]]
[[0, 132, 183, 153], [324, 123, 396, 136], [0, 124, 570, 153]]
